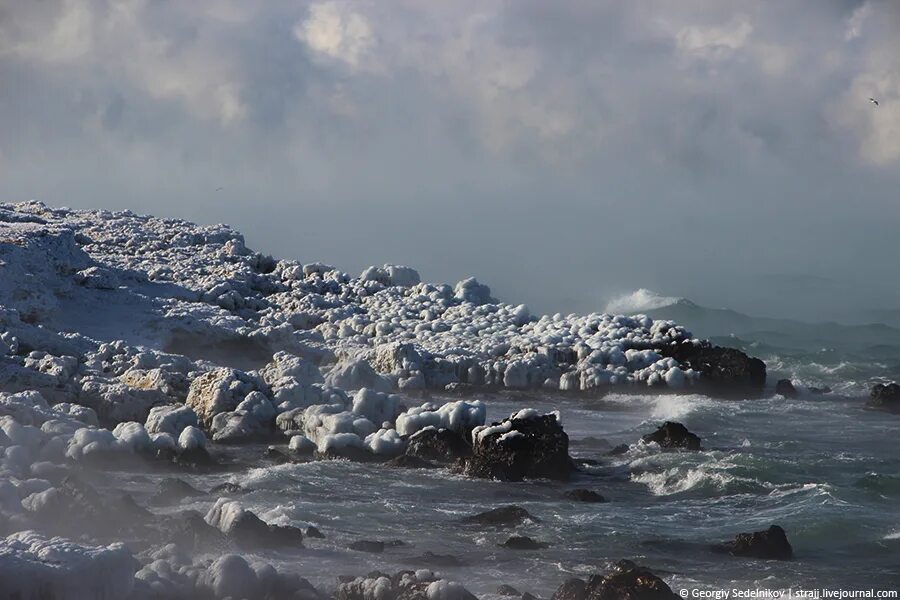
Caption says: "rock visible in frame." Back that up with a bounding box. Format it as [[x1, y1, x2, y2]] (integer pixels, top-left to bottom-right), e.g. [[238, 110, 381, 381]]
[[465, 412, 574, 482], [497, 585, 521, 596], [664, 342, 765, 393], [209, 390, 276, 442], [607, 444, 629, 456], [564, 489, 606, 503], [209, 482, 244, 495], [349, 540, 385, 553], [408, 551, 466, 567], [185, 368, 265, 425], [174, 446, 217, 470], [306, 526, 325, 539], [387, 454, 437, 469], [641, 422, 701, 451], [264, 446, 293, 464], [405, 427, 472, 464], [205, 498, 304, 549], [522, 593, 540, 600], [567, 559, 678, 600], [149, 477, 206, 505], [775, 379, 798, 399], [552, 579, 587, 600], [718, 525, 793, 560], [156, 510, 228, 551], [500, 536, 549, 550], [869, 382, 900, 410], [144, 404, 199, 435], [460, 505, 538, 527]]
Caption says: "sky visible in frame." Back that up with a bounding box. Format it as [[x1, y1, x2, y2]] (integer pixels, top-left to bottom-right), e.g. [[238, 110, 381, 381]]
[[1, 0, 899, 322]]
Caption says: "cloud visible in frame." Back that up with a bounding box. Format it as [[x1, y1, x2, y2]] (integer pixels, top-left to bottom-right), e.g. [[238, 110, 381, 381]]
[[2, 0, 900, 320], [294, 2, 376, 70]]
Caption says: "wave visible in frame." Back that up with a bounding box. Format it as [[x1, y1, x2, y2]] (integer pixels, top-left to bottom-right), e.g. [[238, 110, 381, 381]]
[[604, 289, 684, 314]]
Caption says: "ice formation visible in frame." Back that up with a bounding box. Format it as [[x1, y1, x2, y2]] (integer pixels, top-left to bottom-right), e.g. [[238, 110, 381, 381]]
[[0, 201, 764, 597]]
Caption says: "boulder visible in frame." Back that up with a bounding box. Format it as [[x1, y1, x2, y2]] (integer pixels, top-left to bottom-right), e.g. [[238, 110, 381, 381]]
[[564, 489, 607, 503], [500, 536, 549, 550], [405, 427, 472, 464], [774, 379, 798, 399], [205, 498, 304, 549], [460, 505, 539, 527], [149, 477, 206, 505], [497, 585, 521, 596], [551, 560, 677, 600], [718, 525, 793, 560], [349, 540, 385, 553], [869, 382, 900, 410], [663, 342, 765, 393], [465, 412, 574, 481], [641, 422, 701, 451], [145, 404, 198, 436], [408, 551, 466, 567], [185, 368, 265, 425]]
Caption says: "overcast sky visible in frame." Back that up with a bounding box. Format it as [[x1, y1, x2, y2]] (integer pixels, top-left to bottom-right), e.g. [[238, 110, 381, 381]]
[[2, 0, 899, 321]]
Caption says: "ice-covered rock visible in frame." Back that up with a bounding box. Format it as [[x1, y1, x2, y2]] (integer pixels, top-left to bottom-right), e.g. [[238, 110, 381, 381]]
[[0, 530, 138, 600], [396, 400, 487, 437], [144, 404, 198, 436], [466, 411, 573, 482], [185, 368, 266, 425]]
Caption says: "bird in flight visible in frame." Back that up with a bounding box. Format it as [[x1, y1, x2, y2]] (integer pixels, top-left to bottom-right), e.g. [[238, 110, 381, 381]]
[[215, 187, 224, 191], [869, 97, 879, 106]]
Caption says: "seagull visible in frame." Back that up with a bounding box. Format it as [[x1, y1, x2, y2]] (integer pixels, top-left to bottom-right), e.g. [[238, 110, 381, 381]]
[[215, 187, 224, 191], [869, 97, 879, 106]]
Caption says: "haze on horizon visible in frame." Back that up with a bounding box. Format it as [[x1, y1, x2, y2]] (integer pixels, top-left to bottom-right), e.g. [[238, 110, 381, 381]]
[[1, 0, 899, 323]]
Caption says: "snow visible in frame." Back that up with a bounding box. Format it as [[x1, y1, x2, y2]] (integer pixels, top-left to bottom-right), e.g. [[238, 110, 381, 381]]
[[144, 404, 198, 436], [177, 425, 207, 450], [0, 530, 137, 600], [396, 400, 487, 437]]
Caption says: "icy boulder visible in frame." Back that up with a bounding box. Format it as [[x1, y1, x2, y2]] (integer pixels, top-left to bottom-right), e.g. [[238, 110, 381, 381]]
[[325, 359, 393, 392], [351, 388, 405, 426], [0, 530, 138, 600], [395, 400, 486, 437], [144, 404, 198, 436], [185, 368, 266, 425], [205, 498, 304, 548], [260, 351, 323, 386], [210, 391, 277, 443], [466, 410, 573, 482], [338, 570, 476, 600]]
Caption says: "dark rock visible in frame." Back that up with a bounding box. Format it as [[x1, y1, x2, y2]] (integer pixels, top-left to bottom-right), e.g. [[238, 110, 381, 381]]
[[583, 559, 677, 599], [869, 382, 900, 410], [209, 481, 244, 495], [718, 525, 793, 560], [607, 444, 630, 456], [663, 342, 766, 393], [641, 422, 701, 451], [522, 593, 540, 600], [405, 428, 472, 464], [306, 526, 325, 538], [552, 579, 587, 600], [387, 454, 437, 469], [227, 510, 304, 549], [564, 489, 607, 503], [775, 379, 798, 399], [497, 585, 521, 596], [350, 540, 385, 553], [464, 413, 574, 482], [157, 510, 228, 550], [264, 446, 293, 464], [149, 478, 205, 505], [174, 446, 217, 470], [408, 551, 466, 567], [460, 505, 539, 527], [500, 536, 549, 550], [809, 386, 831, 395]]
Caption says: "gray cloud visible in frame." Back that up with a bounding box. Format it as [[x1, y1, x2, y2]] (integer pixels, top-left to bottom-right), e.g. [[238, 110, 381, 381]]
[[1, 0, 899, 321]]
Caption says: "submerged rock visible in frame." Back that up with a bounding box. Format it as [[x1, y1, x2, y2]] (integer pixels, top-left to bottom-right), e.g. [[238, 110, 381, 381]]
[[465, 411, 574, 481], [718, 525, 793, 560], [349, 540, 386, 553], [551, 560, 677, 600], [564, 489, 607, 503], [461, 505, 539, 527], [500, 536, 549, 550], [869, 382, 900, 410], [497, 585, 521, 596], [641, 422, 701, 451], [407, 551, 466, 567], [149, 477, 206, 505], [775, 379, 798, 399]]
